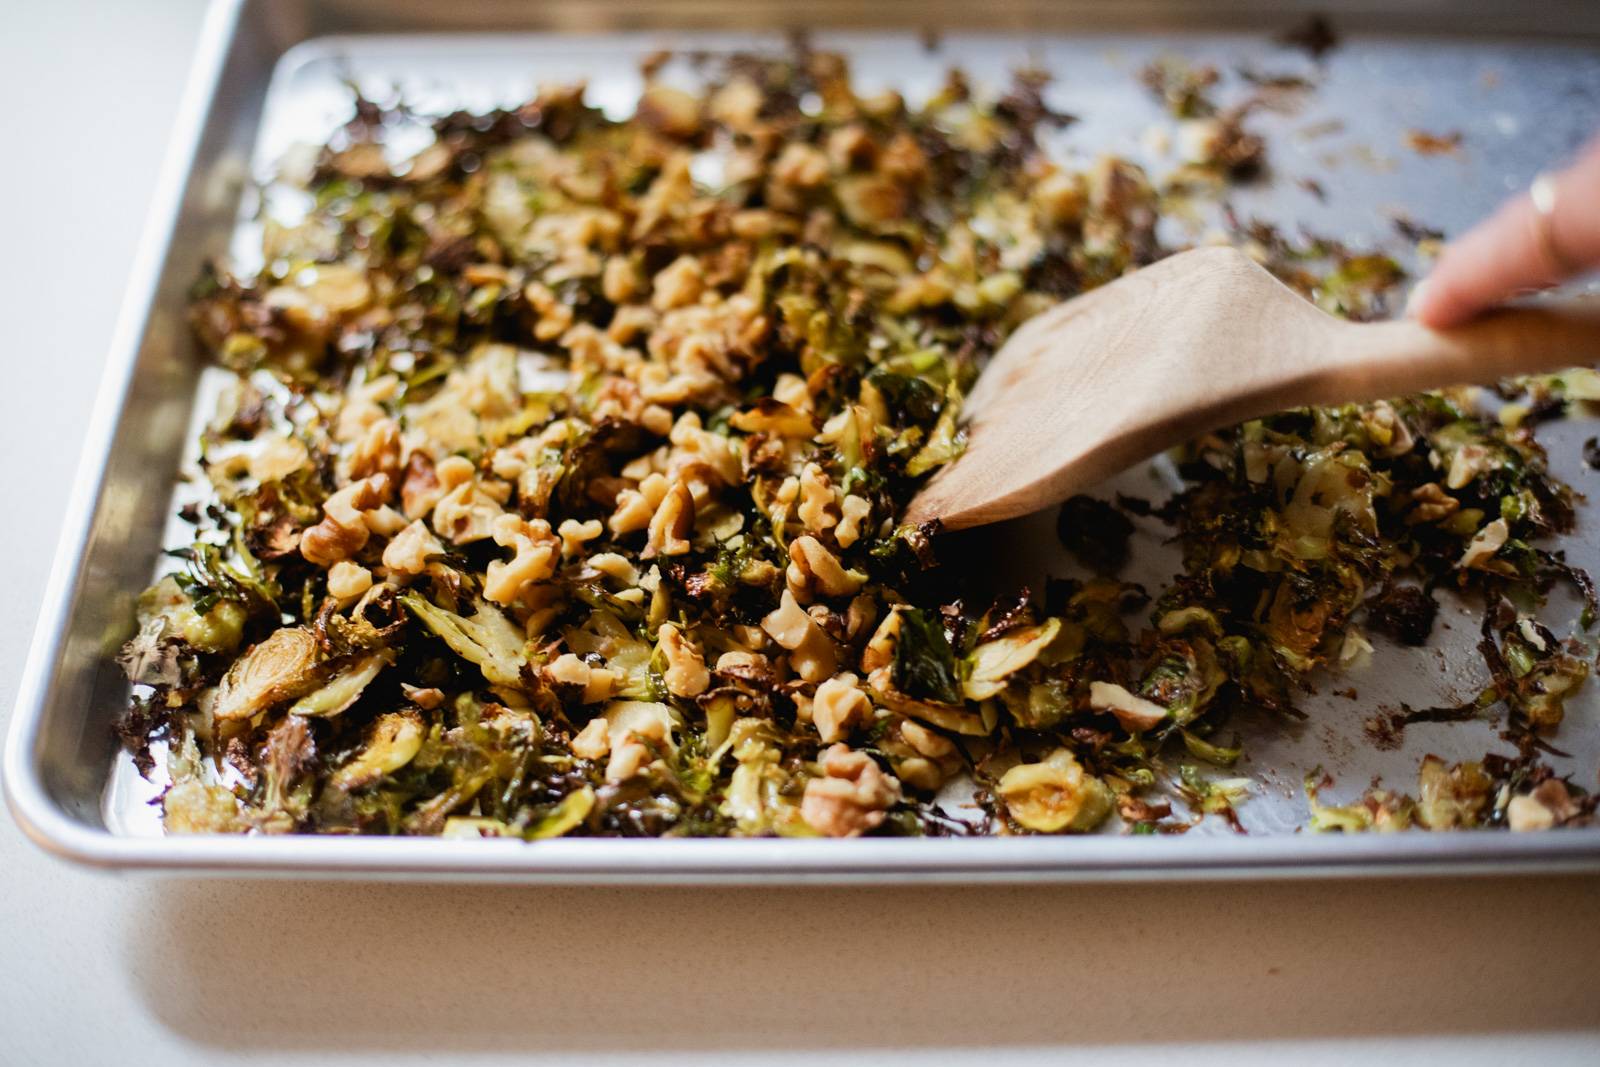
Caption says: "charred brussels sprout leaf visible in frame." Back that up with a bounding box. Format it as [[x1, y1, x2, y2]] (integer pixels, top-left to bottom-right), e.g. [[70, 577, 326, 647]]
[[892, 608, 963, 705], [401, 592, 528, 689], [1056, 495, 1134, 574]]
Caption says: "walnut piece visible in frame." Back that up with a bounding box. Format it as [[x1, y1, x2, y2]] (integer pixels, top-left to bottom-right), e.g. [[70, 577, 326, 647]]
[[346, 416, 401, 484], [301, 477, 384, 567], [570, 717, 611, 760], [642, 479, 695, 559], [484, 514, 560, 606], [544, 652, 616, 704], [326, 561, 374, 601], [610, 472, 671, 535], [557, 518, 604, 558], [651, 255, 704, 312], [811, 673, 872, 743], [786, 535, 864, 602], [800, 744, 902, 838], [432, 476, 505, 544], [248, 434, 310, 484], [835, 494, 872, 548], [760, 589, 838, 683], [657, 623, 710, 698], [1405, 482, 1460, 525], [599, 701, 676, 782], [771, 143, 829, 191], [381, 519, 444, 579], [796, 462, 840, 533], [1088, 680, 1167, 732], [399, 452, 442, 519], [1459, 518, 1510, 572]]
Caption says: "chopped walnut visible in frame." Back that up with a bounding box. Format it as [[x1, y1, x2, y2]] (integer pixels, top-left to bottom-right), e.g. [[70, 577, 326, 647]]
[[301, 477, 384, 567], [1507, 793, 1555, 832], [729, 209, 798, 240], [601, 255, 642, 305], [362, 504, 408, 538], [835, 174, 906, 229], [1088, 681, 1168, 732], [845, 593, 878, 641], [1508, 779, 1581, 831], [651, 255, 704, 312], [800, 744, 902, 837], [435, 453, 477, 488], [786, 535, 864, 602], [900, 720, 955, 760], [588, 552, 641, 587], [484, 514, 560, 606], [860, 608, 902, 674], [1446, 443, 1499, 490], [1405, 482, 1460, 525], [523, 281, 575, 342], [771, 373, 812, 412], [827, 123, 876, 171], [570, 717, 611, 760], [657, 623, 711, 697], [545, 652, 616, 704], [248, 434, 310, 483], [601, 701, 676, 782], [326, 560, 373, 601], [381, 519, 444, 579], [432, 474, 505, 544], [883, 716, 963, 793], [708, 76, 762, 129], [557, 518, 604, 558], [607, 737, 653, 782], [399, 452, 442, 519], [771, 143, 829, 191], [345, 416, 402, 484], [637, 84, 702, 139], [880, 131, 927, 182], [668, 412, 742, 484], [334, 374, 399, 443], [835, 494, 872, 548], [607, 303, 657, 345], [760, 589, 838, 683], [1458, 518, 1510, 572], [797, 462, 840, 533], [610, 472, 671, 535], [642, 479, 695, 558], [810, 672, 872, 743]]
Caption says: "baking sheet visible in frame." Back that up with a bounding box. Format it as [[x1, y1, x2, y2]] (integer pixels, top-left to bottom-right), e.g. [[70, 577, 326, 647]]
[[105, 29, 1600, 836], [10, 1, 1600, 878]]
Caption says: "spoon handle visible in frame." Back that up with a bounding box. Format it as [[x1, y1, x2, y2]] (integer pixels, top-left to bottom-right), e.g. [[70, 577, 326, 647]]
[[1316, 300, 1600, 404]]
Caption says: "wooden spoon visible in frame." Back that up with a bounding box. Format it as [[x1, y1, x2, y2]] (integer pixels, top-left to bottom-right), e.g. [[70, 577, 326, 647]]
[[904, 245, 1600, 530]]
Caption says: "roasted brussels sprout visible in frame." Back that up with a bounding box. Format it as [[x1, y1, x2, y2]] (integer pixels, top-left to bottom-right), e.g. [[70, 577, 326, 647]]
[[117, 45, 1596, 840]]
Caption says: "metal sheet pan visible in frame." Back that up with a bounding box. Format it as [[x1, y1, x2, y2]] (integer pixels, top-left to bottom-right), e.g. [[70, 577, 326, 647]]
[[7, 0, 1600, 881]]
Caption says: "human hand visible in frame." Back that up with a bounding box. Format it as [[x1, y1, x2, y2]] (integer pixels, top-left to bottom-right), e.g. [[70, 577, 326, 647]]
[[1407, 135, 1600, 328]]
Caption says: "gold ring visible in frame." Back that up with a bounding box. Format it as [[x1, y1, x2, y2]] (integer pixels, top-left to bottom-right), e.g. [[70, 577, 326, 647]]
[[1530, 171, 1578, 278]]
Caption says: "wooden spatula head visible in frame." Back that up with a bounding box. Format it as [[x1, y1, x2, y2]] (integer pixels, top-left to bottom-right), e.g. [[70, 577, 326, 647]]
[[906, 245, 1600, 530]]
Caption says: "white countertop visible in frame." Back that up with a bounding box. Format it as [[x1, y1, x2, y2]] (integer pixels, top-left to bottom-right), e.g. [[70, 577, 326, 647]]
[[1, 3, 1597, 1064]]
